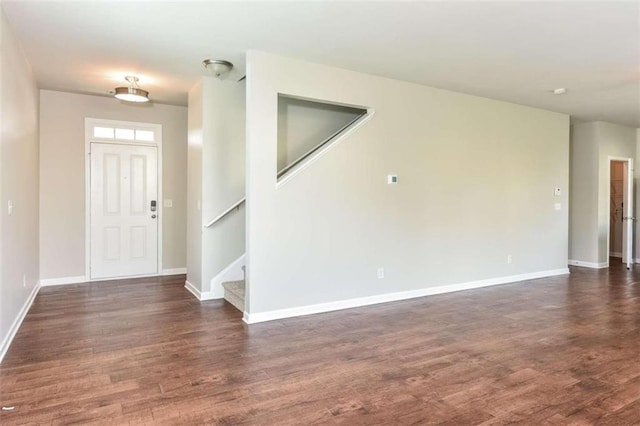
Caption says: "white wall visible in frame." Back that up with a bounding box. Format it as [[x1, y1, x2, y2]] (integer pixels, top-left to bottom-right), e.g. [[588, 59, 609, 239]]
[[201, 78, 245, 296], [0, 9, 40, 359], [569, 122, 599, 264], [570, 121, 637, 265], [246, 51, 569, 318], [39, 90, 187, 280], [187, 77, 246, 295], [186, 81, 203, 289]]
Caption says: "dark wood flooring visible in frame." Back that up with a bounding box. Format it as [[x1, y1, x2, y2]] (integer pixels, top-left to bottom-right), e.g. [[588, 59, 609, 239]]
[[1, 265, 639, 425]]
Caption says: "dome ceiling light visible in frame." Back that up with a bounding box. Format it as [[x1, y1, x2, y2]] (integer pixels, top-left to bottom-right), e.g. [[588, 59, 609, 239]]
[[114, 76, 149, 102], [202, 59, 234, 79]]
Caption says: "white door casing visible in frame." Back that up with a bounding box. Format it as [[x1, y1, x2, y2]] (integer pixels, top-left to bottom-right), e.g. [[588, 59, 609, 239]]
[[90, 143, 158, 279], [85, 118, 163, 281], [622, 159, 634, 268], [610, 162, 624, 257]]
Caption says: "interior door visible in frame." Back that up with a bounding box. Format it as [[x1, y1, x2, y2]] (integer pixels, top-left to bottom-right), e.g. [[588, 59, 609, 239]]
[[90, 143, 158, 279], [622, 160, 634, 269], [610, 162, 624, 257]]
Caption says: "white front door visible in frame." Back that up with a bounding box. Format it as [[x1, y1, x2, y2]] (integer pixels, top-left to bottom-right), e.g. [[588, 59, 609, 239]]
[[90, 143, 158, 279]]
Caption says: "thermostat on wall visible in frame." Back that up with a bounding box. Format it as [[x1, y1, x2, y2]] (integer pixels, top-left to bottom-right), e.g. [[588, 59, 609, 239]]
[[387, 175, 398, 184]]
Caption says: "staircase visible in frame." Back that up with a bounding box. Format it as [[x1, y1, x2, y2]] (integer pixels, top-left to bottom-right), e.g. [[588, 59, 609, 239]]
[[222, 280, 245, 312]]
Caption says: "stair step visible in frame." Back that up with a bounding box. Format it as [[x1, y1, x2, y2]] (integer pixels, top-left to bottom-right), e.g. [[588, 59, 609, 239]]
[[222, 280, 245, 312]]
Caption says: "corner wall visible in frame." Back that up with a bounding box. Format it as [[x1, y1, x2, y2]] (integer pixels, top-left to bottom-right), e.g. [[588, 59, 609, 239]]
[[569, 121, 637, 266], [0, 9, 40, 360], [569, 123, 599, 264], [186, 81, 204, 291], [596, 122, 637, 264], [39, 90, 188, 280], [201, 78, 245, 297], [186, 77, 246, 296], [246, 51, 569, 319]]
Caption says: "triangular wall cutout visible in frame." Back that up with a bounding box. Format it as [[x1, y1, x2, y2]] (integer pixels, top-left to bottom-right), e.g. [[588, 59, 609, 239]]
[[277, 95, 369, 179]]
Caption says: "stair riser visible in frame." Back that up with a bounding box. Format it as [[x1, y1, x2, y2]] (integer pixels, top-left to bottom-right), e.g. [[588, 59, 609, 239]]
[[224, 291, 244, 312]]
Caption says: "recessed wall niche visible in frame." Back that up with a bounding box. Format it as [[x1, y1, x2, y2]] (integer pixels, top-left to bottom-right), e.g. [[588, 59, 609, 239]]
[[277, 95, 369, 179]]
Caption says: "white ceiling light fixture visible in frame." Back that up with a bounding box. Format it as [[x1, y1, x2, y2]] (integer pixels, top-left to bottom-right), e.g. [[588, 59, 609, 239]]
[[552, 88, 567, 95], [114, 76, 149, 102], [203, 59, 233, 79]]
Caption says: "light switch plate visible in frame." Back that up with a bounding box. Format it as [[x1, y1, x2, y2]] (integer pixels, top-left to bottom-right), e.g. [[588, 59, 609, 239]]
[[387, 174, 398, 184]]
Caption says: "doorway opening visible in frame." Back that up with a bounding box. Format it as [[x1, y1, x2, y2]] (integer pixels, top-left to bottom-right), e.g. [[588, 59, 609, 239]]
[[607, 157, 634, 269], [85, 118, 163, 281], [609, 161, 624, 261]]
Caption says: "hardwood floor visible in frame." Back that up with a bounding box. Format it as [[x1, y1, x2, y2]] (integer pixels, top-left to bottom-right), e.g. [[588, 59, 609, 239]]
[[1, 266, 639, 425]]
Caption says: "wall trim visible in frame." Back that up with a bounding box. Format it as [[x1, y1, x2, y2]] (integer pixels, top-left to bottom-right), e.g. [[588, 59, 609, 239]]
[[39, 275, 87, 286], [568, 259, 609, 269], [184, 280, 201, 299], [0, 282, 41, 363], [184, 280, 215, 301], [162, 267, 187, 276], [41, 270, 186, 287], [243, 268, 570, 324], [209, 254, 245, 299], [606, 156, 634, 270], [84, 118, 164, 281]]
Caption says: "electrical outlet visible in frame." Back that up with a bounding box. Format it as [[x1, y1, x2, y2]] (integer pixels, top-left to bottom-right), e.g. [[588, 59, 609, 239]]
[[507, 255, 513, 264], [7, 200, 13, 216], [377, 268, 384, 279], [164, 199, 173, 208]]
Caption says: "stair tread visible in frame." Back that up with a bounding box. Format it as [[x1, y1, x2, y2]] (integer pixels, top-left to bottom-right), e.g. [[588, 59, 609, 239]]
[[222, 280, 245, 299]]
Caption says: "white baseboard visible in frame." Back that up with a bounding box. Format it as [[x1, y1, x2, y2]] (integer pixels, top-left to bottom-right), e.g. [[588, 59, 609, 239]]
[[184, 280, 201, 299], [243, 268, 570, 324], [568, 259, 609, 269], [0, 282, 41, 363], [162, 267, 187, 276], [40, 269, 186, 287], [184, 280, 215, 301], [39, 275, 87, 286], [209, 254, 245, 299]]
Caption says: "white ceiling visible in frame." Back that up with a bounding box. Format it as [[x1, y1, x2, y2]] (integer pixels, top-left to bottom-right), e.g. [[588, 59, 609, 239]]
[[2, 1, 639, 127]]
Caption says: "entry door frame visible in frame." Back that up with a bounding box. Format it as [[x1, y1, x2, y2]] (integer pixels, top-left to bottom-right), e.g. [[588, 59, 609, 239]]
[[607, 156, 634, 269], [84, 118, 163, 281]]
